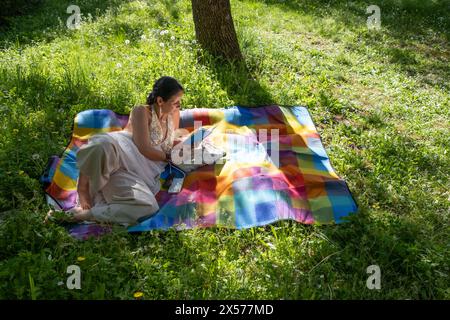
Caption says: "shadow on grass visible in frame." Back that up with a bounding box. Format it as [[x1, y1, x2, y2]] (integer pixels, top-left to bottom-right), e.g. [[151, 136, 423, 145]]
[[161, 0, 183, 21], [307, 111, 448, 298], [259, 0, 450, 40], [256, 0, 450, 90], [319, 210, 447, 298], [0, 0, 43, 26], [197, 53, 277, 106], [0, 61, 139, 211], [0, 0, 132, 48], [337, 110, 449, 219]]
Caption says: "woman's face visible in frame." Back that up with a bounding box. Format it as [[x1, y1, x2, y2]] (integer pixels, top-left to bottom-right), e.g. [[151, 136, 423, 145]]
[[156, 91, 183, 114]]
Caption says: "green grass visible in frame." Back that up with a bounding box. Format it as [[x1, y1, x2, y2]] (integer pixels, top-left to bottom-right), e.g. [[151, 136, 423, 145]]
[[0, 0, 448, 299]]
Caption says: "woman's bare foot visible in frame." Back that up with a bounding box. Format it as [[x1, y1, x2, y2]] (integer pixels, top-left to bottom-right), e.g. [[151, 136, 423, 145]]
[[44, 209, 54, 224], [68, 206, 93, 222], [44, 209, 76, 224], [44, 207, 93, 224]]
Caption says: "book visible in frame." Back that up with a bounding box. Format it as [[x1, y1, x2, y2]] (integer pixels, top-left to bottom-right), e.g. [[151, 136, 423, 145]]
[[170, 125, 226, 173]]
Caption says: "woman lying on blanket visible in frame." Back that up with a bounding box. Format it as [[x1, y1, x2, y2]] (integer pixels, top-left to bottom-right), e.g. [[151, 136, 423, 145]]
[[48, 76, 185, 226]]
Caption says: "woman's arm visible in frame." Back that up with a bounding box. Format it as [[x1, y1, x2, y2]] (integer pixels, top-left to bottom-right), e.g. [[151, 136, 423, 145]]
[[172, 107, 180, 131], [172, 106, 191, 147], [131, 106, 167, 161]]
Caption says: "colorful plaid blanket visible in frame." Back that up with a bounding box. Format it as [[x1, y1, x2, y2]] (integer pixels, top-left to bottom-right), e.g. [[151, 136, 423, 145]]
[[41, 105, 357, 238]]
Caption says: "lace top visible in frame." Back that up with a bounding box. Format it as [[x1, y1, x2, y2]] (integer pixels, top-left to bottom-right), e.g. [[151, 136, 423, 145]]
[[149, 105, 174, 154]]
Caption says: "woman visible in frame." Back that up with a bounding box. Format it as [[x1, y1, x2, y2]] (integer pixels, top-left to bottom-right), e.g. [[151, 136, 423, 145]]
[[56, 76, 184, 226]]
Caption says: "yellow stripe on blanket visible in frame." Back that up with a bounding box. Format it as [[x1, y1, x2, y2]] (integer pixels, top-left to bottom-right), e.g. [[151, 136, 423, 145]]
[[53, 169, 77, 191], [73, 126, 123, 140]]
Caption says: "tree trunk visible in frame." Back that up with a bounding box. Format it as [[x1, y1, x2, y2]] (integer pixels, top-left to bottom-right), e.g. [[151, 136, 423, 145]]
[[191, 0, 243, 62]]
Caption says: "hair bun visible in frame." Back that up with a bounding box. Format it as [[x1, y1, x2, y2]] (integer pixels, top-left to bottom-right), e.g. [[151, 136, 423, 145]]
[[146, 76, 184, 106], [146, 91, 155, 105]]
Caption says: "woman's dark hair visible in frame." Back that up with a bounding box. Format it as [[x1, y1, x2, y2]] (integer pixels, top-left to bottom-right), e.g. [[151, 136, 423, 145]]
[[146, 76, 184, 105]]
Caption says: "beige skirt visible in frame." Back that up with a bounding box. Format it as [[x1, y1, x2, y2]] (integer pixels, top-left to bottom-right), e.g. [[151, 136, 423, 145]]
[[76, 131, 167, 226]]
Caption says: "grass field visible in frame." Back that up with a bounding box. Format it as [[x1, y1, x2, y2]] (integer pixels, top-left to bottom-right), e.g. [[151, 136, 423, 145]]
[[0, 0, 448, 299]]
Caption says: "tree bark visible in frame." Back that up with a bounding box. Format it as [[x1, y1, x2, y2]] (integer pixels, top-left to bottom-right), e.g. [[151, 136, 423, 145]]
[[191, 0, 243, 62]]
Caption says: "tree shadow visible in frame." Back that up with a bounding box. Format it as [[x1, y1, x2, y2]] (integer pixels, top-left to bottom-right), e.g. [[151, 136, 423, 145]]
[[259, 0, 450, 40], [316, 209, 446, 298], [0, 0, 43, 26], [255, 0, 450, 90], [196, 53, 277, 106], [0, 60, 141, 211], [307, 109, 448, 297], [314, 126, 448, 297], [161, 0, 183, 21], [0, 0, 132, 48], [319, 135, 448, 296]]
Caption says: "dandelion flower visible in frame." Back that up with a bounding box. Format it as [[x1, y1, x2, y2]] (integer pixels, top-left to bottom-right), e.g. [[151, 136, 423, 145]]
[[134, 291, 144, 298], [77, 256, 86, 262], [266, 242, 276, 250]]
